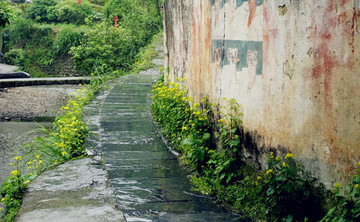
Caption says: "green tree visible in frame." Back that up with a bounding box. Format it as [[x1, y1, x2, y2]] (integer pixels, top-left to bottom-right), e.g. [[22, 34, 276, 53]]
[[0, 0, 14, 28], [0, 0, 14, 53]]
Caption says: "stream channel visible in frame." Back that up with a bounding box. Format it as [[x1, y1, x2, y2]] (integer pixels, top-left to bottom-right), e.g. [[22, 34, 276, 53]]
[[0, 85, 79, 185]]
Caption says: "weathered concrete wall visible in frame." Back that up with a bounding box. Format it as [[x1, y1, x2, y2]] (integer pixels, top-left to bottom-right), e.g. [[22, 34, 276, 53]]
[[164, 0, 360, 188]]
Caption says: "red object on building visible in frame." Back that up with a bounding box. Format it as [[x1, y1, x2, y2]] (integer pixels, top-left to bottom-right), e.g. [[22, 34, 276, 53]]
[[78, 0, 81, 4], [114, 16, 119, 28]]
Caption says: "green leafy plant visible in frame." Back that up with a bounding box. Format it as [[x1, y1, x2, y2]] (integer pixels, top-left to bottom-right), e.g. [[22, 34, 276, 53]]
[[3, 48, 25, 70], [321, 162, 360, 221], [0, 84, 92, 222], [151, 79, 327, 221], [52, 25, 83, 56], [27, 0, 57, 23], [0, 0, 14, 28], [0, 156, 35, 222]]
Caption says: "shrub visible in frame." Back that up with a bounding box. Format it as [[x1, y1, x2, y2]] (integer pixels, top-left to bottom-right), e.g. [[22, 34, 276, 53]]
[[104, 0, 161, 46], [4, 48, 25, 70], [55, 1, 93, 25], [70, 23, 138, 74], [27, 0, 94, 25], [3, 17, 52, 49], [0, 0, 14, 28], [52, 26, 83, 56], [27, 0, 57, 22], [3, 17, 34, 49]]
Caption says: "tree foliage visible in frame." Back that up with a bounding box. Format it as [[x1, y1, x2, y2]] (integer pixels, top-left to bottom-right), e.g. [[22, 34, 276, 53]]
[[27, 0, 94, 25], [0, 0, 14, 28]]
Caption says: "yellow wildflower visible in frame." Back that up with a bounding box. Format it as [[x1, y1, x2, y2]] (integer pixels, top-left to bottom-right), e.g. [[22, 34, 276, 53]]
[[61, 151, 67, 156], [10, 170, 19, 176], [257, 176, 262, 180], [39, 160, 43, 164], [285, 153, 293, 159], [355, 184, 360, 189], [25, 180, 30, 184], [282, 162, 287, 167], [14, 156, 22, 161], [1, 198, 4, 202], [36, 155, 40, 159], [334, 183, 341, 188], [275, 157, 280, 161], [266, 169, 273, 175]]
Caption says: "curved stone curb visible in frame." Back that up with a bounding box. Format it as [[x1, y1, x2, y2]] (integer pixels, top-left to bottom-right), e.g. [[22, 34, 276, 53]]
[[16, 157, 125, 222]]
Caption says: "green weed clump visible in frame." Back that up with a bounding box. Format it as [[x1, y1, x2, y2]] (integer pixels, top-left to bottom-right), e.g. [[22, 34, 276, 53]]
[[321, 162, 360, 221], [151, 78, 213, 171], [151, 79, 329, 221]]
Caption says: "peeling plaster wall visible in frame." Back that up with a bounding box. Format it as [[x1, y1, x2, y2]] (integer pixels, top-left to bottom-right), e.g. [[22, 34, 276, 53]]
[[164, 0, 360, 188]]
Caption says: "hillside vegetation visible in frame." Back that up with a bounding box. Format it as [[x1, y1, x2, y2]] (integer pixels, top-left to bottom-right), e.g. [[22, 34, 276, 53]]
[[2, 0, 162, 77]]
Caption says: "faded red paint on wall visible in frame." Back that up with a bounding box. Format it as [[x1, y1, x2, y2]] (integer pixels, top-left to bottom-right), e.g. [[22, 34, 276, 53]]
[[165, 0, 360, 188], [248, 0, 256, 27]]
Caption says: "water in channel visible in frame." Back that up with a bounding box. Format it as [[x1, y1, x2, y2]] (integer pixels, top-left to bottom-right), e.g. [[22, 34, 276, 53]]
[[84, 71, 239, 221], [0, 85, 79, 185]]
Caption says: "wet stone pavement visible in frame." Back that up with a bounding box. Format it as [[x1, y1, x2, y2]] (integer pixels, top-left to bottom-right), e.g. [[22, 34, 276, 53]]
[[84, 70, 237, 221]]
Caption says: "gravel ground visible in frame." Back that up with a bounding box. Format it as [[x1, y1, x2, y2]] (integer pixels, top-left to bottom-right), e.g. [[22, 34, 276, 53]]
[[0, 85, 79, 121]]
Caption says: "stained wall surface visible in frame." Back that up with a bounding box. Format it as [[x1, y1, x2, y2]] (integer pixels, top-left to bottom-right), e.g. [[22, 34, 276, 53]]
[[164, 0, 360, 188]]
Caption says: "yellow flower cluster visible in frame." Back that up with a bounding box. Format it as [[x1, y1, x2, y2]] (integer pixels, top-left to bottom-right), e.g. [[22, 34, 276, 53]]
[[26, 157, 44, 172], [266, 169, 273, 175], [13, 156, 22, 161], [54, 85, 89, 160], [334, 183, 342, 188], [285, 153, 293, 159], [10, 170, 19, 176]]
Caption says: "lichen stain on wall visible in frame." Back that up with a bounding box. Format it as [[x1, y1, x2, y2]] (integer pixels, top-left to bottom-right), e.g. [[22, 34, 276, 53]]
[[164, 0, 360, 188], [262, 0, 360, 186], [305, 0, 360, 178], [188, 1, 212, 100]]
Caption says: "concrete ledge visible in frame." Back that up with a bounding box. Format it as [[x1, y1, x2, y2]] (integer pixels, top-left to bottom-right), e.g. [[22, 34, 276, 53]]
[[16, 158, 125, 222], [0, 77, 91, 88]]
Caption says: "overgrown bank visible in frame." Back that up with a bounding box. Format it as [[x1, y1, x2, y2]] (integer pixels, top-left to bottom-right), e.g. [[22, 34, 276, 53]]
[[151, 78, 360, 221], [0, 30, 162, 221], [0, 0, 163, 220]]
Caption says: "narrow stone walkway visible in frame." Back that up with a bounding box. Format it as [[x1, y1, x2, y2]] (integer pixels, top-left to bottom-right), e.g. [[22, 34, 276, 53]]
[[84, 39, 237, 221]]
